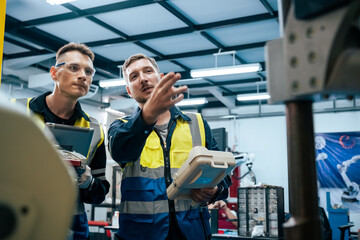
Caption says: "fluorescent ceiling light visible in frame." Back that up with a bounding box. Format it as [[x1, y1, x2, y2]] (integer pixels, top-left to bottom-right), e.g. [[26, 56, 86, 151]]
[[99, 78, 126, 88], [237, 93, 270, 101], [220, 115, 238, 119], [46, 0, 76, 5], [190, 63, 262, 78], [176, 98, 208, 107]]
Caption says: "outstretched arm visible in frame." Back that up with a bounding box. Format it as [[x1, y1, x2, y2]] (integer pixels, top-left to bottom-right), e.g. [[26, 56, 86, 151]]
[[141, 72, 187, 125]]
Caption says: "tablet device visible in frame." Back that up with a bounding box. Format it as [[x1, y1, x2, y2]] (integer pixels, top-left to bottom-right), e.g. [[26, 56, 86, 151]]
[[167, 146, 236, 200], [45, 123, 94, 158]]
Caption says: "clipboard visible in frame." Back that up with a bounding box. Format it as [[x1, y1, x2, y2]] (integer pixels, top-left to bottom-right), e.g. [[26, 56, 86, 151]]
[[167, 146, 236, 200], [45, 123, 94, 158]]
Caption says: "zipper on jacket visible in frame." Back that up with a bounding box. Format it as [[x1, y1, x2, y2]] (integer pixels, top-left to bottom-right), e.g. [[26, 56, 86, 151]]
[[154, 120, 177, 207], [164, 119, 176, 188], [153, 129, 172, 188]]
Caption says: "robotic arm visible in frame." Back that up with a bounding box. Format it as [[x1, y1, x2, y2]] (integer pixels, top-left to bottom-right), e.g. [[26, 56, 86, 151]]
[[233, 153, 257, 185], [337, 155, 360, 202], [234, 152, 254, 167]]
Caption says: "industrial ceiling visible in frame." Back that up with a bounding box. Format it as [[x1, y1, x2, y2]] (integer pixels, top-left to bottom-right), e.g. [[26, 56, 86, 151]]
[[3, 0, 280, 117]]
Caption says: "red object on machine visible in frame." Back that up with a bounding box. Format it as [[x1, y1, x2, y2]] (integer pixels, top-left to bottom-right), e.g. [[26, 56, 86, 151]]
[[66, 159, 82, 167], [88, 221, 111, 237], [230, 166, 241, 198]]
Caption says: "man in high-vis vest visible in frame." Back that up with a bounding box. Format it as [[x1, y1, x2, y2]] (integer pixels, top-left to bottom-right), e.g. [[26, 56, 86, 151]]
[[108, 53, 231, 240], [15, 42, 110, 240]]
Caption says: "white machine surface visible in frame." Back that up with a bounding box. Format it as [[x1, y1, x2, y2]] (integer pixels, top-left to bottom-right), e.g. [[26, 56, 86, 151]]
[[0, 96, 77, 240], [337, 155, 360, 202], [167, 146, 236, 200]]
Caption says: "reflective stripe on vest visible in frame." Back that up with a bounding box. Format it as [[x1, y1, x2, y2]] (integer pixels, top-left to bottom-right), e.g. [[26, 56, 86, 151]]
[[83, 115, 104, 165], [119, 198, 199, 215], [186, 112, 205, 147]]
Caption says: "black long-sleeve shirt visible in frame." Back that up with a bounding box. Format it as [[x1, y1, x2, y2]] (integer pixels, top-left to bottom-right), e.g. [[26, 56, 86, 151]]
[[29, 92, 110, 205]]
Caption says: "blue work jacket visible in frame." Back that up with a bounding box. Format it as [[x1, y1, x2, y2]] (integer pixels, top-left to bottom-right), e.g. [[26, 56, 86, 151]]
[[108, 106, 231, 240]]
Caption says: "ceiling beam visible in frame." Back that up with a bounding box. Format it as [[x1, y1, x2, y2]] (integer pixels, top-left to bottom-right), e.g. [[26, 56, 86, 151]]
[[4, 36, 42, 52], [6, 39, 266, 63], [259, 0, 276, 16], [85, 12, 277, 47], [61, 3, 129, 38], [4, 53, 55, 69], [4, 49, 52, 60], [207, 87, 236, 109], [157, 2, 269, 82], [152, 43, 265, 63], [20, 0, 155, 28], [157, 1, 246, 64], [5, 15, 119, 77], [61, 3, 191, 72], [223, 88, 268, 96], [181, 79, 267, 88]]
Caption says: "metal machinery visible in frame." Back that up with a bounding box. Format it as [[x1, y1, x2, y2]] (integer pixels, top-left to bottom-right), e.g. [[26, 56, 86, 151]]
[[238, 187, 285, 238], [265, 0, 360, 239], [0, 97, 77, 240], [234, 153, 257, 187]]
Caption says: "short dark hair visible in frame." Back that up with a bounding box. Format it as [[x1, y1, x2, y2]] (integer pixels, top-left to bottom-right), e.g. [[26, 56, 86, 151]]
[[122, 53, 160, 82], [56, 42, 95, 62]]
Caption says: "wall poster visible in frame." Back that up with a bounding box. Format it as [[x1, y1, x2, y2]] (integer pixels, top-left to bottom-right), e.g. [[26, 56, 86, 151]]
[[315, 131, 360, 212]]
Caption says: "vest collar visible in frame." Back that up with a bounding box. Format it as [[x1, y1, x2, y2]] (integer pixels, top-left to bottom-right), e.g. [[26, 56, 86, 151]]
[[134, 106, 192, 122], [170, 106, 191, 121], [30, 91, 90, 122]]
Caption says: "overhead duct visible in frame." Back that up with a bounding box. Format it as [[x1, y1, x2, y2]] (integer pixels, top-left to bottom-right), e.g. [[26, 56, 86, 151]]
[[28, 73, 53, 89], [4, 53, 55, 70], [109, 98, 137, 114]]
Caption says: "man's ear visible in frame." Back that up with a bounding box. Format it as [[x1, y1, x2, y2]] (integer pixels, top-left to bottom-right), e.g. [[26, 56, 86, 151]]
[[50, 66, 57, 81], [126, 86, 133, 98]]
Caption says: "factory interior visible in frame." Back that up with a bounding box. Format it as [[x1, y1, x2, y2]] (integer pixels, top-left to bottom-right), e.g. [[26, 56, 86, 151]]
[[1, 0, 360, 239]]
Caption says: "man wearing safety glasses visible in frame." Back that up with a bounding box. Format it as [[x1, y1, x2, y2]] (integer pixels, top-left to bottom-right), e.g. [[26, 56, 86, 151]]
[[15, 42, 110, 240]]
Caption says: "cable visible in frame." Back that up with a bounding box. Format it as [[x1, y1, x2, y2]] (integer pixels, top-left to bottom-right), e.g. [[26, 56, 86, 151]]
[[233, 165, 257, 184], [199, 208, 210, 240]]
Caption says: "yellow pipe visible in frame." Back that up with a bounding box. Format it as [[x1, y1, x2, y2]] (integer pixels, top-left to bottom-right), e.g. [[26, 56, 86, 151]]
[[0, 0, 6, 87]]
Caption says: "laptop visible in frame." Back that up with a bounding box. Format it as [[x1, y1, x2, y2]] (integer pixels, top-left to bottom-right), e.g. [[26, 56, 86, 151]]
[[45, 122, 94, 158]]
